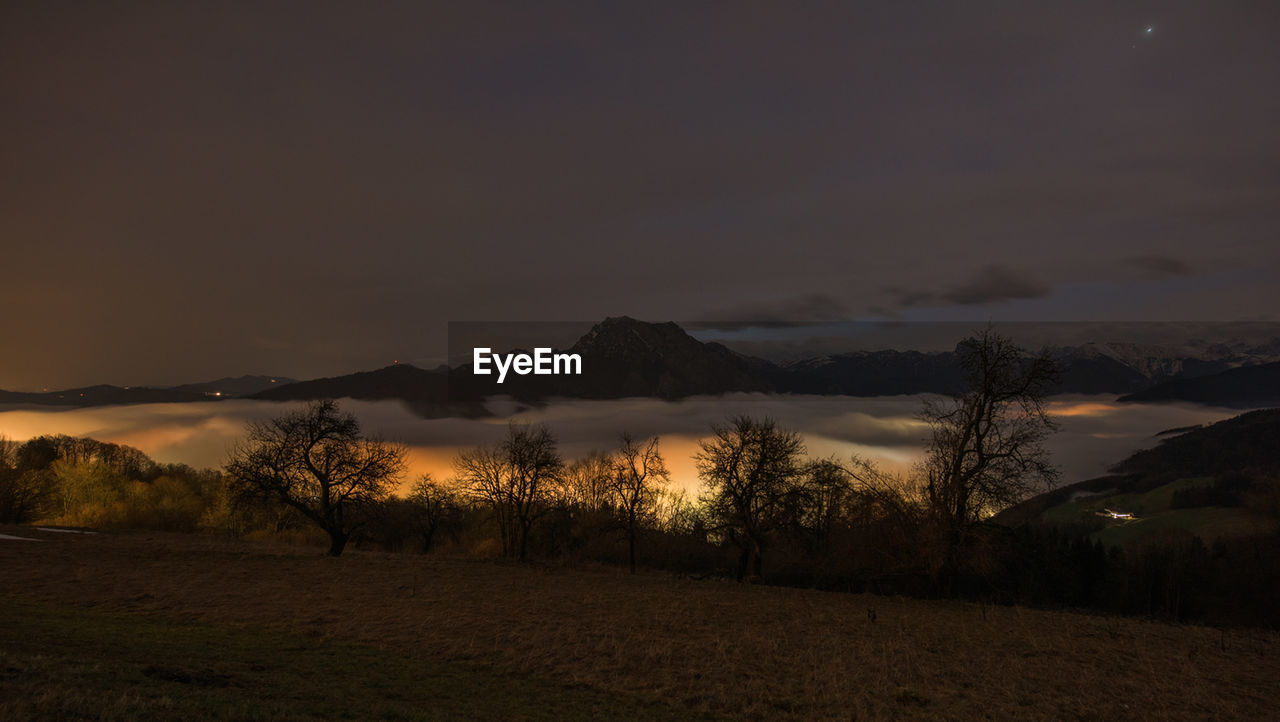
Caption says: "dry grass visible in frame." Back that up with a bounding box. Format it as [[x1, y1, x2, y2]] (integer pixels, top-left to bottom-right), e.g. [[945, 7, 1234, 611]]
[[2, 525, 1278, 719]]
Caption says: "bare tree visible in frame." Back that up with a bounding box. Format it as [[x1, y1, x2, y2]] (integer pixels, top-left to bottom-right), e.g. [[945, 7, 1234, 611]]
[[405, 474, 464, 553], [794, 457, 856, 546], [655, 486, 703, 536], [610, 433, 670, 573], [452, 444, 510, 552], [562, 451, 616, 514], [225, 400, 406, 556], [696, 415, 806, 581], [454, 423, 563, 560], [919, 328, 1059, 575]]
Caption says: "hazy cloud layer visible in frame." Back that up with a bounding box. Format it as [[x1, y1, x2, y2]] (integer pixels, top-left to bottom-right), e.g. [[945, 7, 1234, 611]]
[[1124, 254, 1195, 279], [889, 265, 1051, 310], [0, 395, 1244, 493]]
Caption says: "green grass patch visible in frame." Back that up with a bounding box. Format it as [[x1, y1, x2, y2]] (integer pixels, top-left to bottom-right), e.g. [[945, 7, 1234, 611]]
[[0, 595, 696, 721], [1042, 477, 1216, 525], [1039, 477, 1280, 548], [1090, 507, 1273, 548]]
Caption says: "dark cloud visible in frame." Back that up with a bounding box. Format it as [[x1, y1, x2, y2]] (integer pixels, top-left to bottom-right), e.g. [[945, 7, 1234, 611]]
[[1124, 254, 1195, 279], [890, 265, 1051, 309], [944, 265, 1052, 305], [689, 294, 849, 331], [891, 290, 942, 310]]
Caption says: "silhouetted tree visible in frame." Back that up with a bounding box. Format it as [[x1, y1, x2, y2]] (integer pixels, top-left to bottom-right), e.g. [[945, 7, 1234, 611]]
[[696, 415, 806, 581], [13, 434, 154, 480], [919, 328, 1059, 578], [611, 433, 670, 573], [225, 400, 406, 556], [656, 487, 703, 536], [562, 451, 615, 514], [794, 457, 856, 546], [455, 424, 563, 560], [405, 474, 464, 552], [0, 435, 55, 523]]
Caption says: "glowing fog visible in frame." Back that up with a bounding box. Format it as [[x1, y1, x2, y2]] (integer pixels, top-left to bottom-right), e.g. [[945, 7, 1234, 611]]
[[0, 395, 1243, 494]]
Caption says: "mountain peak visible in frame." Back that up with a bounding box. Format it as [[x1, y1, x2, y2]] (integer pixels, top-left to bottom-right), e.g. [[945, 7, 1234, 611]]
[[571, 317, 698, 357]]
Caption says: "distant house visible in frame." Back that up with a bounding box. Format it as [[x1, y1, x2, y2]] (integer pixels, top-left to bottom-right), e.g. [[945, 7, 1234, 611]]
[[1096, 508, 1134, 519]]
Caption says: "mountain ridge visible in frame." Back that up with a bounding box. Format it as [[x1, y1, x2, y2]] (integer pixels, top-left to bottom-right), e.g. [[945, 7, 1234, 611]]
[[1117, 361, 1280, 407], [6, 318, 1280, 410], [0, 375, 295, 407]]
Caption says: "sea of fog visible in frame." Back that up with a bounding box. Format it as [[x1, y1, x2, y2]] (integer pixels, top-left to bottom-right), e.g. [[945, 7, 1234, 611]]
[[0, 395, 1245, 494]]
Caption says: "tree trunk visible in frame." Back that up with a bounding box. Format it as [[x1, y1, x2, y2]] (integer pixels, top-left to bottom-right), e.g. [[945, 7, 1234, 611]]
[[936, 522, 964, 595], [628, 530, 637, 574], [327, 528, 349, 556], [500, 521, 513, 558]]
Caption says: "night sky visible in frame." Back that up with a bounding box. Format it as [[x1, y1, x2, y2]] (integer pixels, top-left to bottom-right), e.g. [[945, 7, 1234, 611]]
[[4, 2, 1278, 390]]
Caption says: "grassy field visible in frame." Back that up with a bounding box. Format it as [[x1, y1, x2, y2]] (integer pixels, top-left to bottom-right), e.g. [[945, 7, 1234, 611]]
[[1038, 476, 1278, 548], [2, 526, 1279, 719], [0, 596, 684, 721], [1090, 506, 1276, 548], [1041, 477, 1214, 525]]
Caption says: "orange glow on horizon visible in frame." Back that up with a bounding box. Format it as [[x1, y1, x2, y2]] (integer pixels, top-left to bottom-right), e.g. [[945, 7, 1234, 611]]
[[1048, 401, 1119, 418]]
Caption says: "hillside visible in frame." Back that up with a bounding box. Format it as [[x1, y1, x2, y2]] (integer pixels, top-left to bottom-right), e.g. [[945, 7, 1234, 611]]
[[783, 350, 966, 396], [1109, 408, 1280, 479], [167, 375, 295, 397], [250, 364, 486, 418], [1117, 361, 1280, 407], [3, 528, 1277, 719], [0, 385, 212, 407], [0, 375, 294, 407], [996, 409, 1280, 546]]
